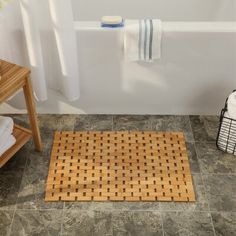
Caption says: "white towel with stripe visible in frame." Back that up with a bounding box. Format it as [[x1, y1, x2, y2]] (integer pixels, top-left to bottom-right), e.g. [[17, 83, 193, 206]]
[[124, 19, 162, 62]]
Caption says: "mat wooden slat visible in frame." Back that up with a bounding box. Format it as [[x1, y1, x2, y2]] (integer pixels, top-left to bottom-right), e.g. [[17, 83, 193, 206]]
[[45, 131, 196, 202]]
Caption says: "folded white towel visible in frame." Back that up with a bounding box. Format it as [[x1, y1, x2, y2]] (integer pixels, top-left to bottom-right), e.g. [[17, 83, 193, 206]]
[[124, 19, 162, 62], [0, 125, 14, 143], [227, 91, 236, 120], [0, 134, 16, 156], [0, 116, 14, 138]]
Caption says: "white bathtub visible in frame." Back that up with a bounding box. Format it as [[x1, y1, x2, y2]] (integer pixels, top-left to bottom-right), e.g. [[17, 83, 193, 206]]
[[2, 0, 236, 115], [67, 21, 236, 115]]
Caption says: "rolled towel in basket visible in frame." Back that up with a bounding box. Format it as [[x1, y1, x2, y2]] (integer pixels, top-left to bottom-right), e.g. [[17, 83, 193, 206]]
[[227, 91, 236, 120], [217, 111, 236, 155]]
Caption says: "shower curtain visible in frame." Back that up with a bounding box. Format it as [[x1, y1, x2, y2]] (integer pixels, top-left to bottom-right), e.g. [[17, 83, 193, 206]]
[[0, 0, 80, 101]]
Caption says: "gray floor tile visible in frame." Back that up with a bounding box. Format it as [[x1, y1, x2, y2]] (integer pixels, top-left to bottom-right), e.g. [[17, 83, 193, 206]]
[[111, 211, 163, 236], [37, 115, 76, 151], [0, 146, 29, 173], [1, 114, 235, 236], [211, 212, 236, 236], [203, 175, 236, 212], [195, 142, 236, 174], [0, 119, 31, 210], [160, 174, 209, 212], [8, 114, 30, 129], [0, 210, 14, 236], [10, 210, 62, 236], [0, 168, 24, 210], [190, 116, 219, 142], [62, 210, 112, 236], [113, 115, 153, 131], [186, 142, 200, 174], [65, 201, 160, 212], [38, 114, 76, 132], [152, 115, 194, 142], [64, 202, 114, 211], [111, 202, 160, 211], [9, 114, 54, 151], [39, 131, 54, 153], [162, 211, 215, 236], [16, 150, 63, 210], [74, 115, 113, 131]]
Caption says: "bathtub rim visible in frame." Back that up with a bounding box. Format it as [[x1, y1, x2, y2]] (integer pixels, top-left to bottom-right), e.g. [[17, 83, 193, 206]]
[[74, 21, 236, 33]]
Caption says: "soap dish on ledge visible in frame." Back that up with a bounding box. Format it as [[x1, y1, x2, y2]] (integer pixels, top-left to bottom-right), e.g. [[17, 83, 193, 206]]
[[101, 16, 124, 28]]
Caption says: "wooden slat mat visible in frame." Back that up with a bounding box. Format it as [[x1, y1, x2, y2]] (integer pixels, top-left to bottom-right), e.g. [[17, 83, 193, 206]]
[[45, 131, 196, 202]]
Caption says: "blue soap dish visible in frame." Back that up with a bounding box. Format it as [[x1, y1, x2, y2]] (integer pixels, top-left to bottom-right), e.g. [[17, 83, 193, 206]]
[[101, 16, 124, 28]]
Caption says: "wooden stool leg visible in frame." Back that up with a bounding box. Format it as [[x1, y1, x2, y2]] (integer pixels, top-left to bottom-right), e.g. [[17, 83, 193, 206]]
[[23, 76, 42, 151]]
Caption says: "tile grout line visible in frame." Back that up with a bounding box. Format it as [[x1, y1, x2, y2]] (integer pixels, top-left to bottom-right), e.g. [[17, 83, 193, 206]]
[[186, 115, 195, 143], [1, 208, 235, 213], [187, 116, 201, 202], [160, 211, 165, 236], [73, 116, 76, 131], [189, 117, 217, 236], [150, 115, 156, 130], [199, 173, 236, 176], [26, 208, 233, 213], [60, 202, 65, 236], [194, 144, 217, 236], [188, 116, 209, 210], [8, 149, 31, 236], [198, 171, 217, 236], [7, 206, 16, 236], [111, 115, 114, 131], [209, 212, 217, 236], [3, 208, 65, 211]]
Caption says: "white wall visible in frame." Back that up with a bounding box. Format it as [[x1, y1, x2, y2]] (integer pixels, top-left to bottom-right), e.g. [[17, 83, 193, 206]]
[[71, 0, 236, 21]]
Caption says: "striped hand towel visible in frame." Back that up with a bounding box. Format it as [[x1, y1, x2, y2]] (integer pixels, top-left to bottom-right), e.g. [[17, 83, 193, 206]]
[[124, 19, 162, 62]]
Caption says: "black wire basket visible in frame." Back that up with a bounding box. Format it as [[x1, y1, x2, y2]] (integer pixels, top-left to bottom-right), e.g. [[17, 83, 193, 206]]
[[216, 90, 236, 155]]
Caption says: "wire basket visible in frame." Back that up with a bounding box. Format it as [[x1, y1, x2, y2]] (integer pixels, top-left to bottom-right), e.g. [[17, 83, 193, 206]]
[[216, 90, 236, 155]]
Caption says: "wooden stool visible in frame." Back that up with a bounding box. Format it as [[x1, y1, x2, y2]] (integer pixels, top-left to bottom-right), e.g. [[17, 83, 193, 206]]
[[0, 59, 42, 167]]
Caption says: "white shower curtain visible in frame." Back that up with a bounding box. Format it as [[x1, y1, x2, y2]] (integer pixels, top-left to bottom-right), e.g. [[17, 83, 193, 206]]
[[0, 0, 80, 101]]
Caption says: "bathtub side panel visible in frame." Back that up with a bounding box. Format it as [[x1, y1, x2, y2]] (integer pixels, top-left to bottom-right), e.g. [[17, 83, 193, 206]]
[[74, 28, 236, 114]]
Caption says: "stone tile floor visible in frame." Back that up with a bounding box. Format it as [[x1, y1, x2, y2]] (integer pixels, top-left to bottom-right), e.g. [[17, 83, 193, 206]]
[[0, 115, 235, 236]]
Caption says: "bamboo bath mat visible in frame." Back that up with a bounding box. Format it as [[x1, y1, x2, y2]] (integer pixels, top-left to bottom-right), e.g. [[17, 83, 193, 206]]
[[45, 131, 195, 202]]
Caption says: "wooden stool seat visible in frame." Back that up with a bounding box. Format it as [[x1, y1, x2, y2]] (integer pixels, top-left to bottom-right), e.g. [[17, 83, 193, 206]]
[[0, 59, 42, 167]]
